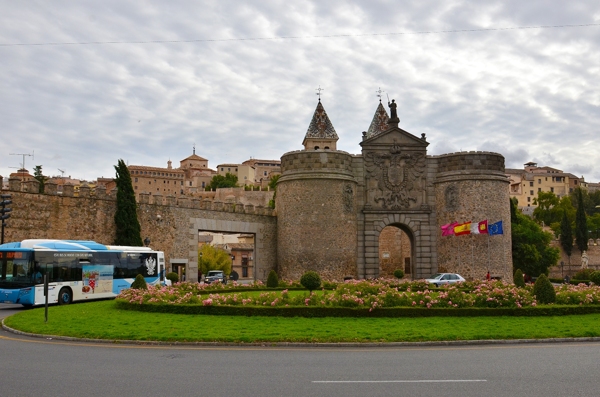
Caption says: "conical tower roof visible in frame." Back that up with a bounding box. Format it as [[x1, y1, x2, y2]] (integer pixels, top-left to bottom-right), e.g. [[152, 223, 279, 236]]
[[366, 101, 389, 138], [304, 100, 338, 140]]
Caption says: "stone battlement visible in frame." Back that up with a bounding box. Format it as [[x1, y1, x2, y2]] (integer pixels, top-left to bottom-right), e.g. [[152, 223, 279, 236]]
[[4, 180, 275, 217]]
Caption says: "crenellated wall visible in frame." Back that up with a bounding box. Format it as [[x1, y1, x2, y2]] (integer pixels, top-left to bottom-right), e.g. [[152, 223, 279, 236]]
[[1, 184, 277, 282]]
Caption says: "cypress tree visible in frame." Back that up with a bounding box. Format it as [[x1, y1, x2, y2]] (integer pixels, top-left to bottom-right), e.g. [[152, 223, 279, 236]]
[[114, 159, 143, 246], [575, 188, 588, 252], [559, 209, 573, 262]]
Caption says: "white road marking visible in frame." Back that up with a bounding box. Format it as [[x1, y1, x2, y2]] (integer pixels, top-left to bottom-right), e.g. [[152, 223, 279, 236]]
[[313, 379, 487, 383]]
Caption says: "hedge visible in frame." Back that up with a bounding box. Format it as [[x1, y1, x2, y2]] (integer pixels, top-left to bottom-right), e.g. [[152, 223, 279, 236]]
[[114, 300, 600, 318]]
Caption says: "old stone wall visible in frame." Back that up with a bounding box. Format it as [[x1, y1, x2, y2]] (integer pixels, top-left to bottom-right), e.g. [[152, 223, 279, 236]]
[[433, 151, 513, 281], [277, 150, 357, 281], [378, 226, 411, 277], [2, 188, 277, 282], [549, 239, 600, 278]]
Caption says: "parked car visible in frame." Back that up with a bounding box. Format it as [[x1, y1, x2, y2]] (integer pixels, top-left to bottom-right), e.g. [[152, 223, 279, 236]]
[[204, 270, 227, 285], [425, 273, 465, 287]]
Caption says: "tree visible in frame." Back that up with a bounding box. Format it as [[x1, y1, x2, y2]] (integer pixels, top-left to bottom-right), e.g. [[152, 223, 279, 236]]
[[511, 198, 560, 277], [114, 159, 143, 246], [533, 274, 556, 304], [207, 173, 238, 190], [559, 209, 573, 263], [266, 270, 279, 288], [33, 165, 48, 193], [198, 244, 232, 276], [532, 191, 559, 225], [268, 174, 280, 209], [575, 188, 588, 252], [300, 271, 321, 292]]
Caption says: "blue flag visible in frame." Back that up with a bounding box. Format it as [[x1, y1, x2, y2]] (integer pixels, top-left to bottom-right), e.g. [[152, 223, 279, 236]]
[[488, 220, 504, 236]]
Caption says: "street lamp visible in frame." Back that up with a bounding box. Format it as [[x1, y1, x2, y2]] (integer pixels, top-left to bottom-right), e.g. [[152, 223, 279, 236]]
[[144, 237, 150, 247]]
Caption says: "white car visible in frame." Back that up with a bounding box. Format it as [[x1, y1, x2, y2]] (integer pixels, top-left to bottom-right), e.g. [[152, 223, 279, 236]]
[[425, 273, 465, 287]]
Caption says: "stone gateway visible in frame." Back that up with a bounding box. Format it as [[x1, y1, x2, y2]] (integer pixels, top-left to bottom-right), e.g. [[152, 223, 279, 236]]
[[277, 98, 512, 282]]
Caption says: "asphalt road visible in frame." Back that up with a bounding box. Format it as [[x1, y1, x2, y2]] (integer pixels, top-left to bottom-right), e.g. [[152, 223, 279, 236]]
[[2, 305, 599, 397]]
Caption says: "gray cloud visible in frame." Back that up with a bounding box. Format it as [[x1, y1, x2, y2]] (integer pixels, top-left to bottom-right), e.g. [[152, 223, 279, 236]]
[[1, 0, 599, 183]]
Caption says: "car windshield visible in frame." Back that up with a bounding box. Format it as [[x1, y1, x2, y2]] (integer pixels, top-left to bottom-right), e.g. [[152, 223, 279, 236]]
[[207, 271, 222, 276], [429, 273, 443, 280]]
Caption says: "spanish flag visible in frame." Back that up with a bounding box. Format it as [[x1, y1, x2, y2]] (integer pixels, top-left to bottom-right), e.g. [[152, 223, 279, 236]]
[[454, 222, 472, 236]]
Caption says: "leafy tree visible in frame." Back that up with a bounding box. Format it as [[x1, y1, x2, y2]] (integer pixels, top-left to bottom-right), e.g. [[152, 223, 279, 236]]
[[532, 191, 559, 225], [393, 269, 405, 279], [166, 272, 179, 284], [207, 173, 238, 190], [33, 165, 48, 193], [268, 174, 280, 190], [513, 269, 525, 288], [114, 159, 143, 246], [533, 274, 556, 304], [266, 270, 279, 288], [575, 188, 588, 252], [267, 174, 280, 209], [559, 209, 573, 262], [511, 198, 560, 277], [198, 244, 232, 276], [130, 274, 148, 290], [300, 271, 321, 292]]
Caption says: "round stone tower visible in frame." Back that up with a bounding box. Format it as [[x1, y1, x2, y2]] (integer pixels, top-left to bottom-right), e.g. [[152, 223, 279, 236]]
[[276, 100, 358, 280], [433, 151, 512, 281]]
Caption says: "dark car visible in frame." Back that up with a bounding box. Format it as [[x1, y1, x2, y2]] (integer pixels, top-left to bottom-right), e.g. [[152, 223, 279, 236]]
[[204, 270, 227, 285]]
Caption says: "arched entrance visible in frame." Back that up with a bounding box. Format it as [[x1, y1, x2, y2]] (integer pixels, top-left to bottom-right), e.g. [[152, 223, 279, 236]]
[[378, 224, 414, 279]]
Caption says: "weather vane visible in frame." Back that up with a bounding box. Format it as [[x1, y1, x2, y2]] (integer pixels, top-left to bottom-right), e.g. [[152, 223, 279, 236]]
[[376, 87, 384, 102], [315, 85, 324, 101]]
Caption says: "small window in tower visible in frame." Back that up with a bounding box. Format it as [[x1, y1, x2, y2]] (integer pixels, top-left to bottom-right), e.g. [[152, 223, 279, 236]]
[[314, 146, 320, 150]]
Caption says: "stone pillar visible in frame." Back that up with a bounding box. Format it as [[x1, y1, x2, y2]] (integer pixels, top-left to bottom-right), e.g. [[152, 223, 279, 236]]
[[63, 184, 75, 197], [79, 185, 91, 197], [45, 181, 58, 195], [95, 185, 106, 199], [9, 178, 21, 192]]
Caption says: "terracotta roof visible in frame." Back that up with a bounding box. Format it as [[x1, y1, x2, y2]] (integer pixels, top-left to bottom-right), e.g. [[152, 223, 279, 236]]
[[181, 153, 208, 161]]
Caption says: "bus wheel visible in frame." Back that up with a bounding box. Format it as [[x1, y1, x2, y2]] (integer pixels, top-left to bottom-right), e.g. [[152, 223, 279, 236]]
[[58, 288, 72, 305]]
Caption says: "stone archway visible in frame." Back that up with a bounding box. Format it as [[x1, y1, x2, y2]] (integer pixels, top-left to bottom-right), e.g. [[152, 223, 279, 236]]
[[378, 224, 413, 279]]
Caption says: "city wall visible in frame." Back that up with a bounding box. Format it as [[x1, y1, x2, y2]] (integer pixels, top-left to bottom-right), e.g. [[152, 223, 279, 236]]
[[2, 179, 277, 282]]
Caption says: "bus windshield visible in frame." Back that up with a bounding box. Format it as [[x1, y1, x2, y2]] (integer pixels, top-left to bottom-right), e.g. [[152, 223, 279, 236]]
[[0, 251, 35, 289]]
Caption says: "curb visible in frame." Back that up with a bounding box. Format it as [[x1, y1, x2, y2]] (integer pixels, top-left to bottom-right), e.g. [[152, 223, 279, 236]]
[[4, 320, 600, 348]]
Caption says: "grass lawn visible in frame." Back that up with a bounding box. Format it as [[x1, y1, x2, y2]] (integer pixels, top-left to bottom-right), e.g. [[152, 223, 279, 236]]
[[4, 300, 600, 343]]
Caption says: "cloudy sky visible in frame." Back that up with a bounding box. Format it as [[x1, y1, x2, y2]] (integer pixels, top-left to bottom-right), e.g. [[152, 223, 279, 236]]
[[1, 1, 599, 182]]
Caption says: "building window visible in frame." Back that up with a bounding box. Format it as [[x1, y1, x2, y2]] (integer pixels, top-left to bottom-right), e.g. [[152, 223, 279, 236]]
[[574, 180, 578, 185], [134, 178, 138, 182], [538, 188, 541, 192], [530, 190, 534, 195], [202, 182, 205, 188], [551, 187, 554, 192], [529, 182, 533, 187], [538, 179, 541, 184], [264, 171, 267, 176], [527, 197, 531, 202]]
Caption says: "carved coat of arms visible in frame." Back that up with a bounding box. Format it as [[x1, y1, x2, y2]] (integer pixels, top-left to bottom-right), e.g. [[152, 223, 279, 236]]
[[365, 142, 426, 210]]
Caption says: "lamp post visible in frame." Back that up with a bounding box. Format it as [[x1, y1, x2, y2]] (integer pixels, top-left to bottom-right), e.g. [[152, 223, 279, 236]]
[[144, 237, 150, 247]]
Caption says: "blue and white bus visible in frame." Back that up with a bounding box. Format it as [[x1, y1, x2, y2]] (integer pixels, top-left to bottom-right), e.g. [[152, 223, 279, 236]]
[[0, 239, 167, 306]]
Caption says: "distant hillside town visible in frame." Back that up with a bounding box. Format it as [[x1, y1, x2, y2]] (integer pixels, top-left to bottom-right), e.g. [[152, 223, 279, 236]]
[[2, 148, 281, 200]]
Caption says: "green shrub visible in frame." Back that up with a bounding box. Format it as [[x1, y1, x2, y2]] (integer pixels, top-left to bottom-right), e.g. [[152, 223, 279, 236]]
[[393, 269, 405, 279], [589, 271, 600, 286], [574, 268, 594, 281], [130, 274, 148, 290], [513, 269, 525, 288], [533, 274, 556, 304], [166, 272, 179, 284], [266, 270, 279, 288], [300, 271, 322, 292]]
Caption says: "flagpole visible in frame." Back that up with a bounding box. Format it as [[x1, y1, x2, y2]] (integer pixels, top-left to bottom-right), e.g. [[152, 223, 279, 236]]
[[471, 234, 474, 271], [487, 232, 490, 273]]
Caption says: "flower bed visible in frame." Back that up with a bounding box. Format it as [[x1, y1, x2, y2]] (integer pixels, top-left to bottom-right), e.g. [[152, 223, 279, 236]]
[[116, 279, 600, 316]]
